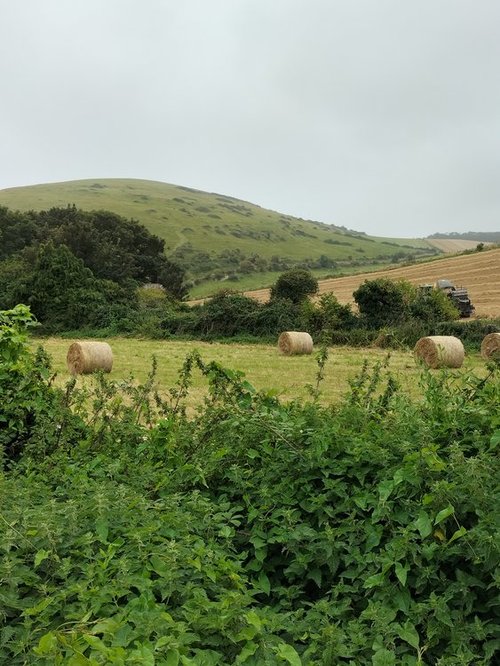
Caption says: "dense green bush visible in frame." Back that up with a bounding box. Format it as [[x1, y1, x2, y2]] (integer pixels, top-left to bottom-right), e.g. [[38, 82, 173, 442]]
[[353, 278, 415, 328], [157, 292, 300, 340], [1, 308, 499, 664], [300, 293, 358, 339], [194, 291, 262, 337], [0, 243, 140, 333], [409, 287, 460, 324], [0, 305, 85, 465], [270, 269, 319, 304], [431, 319, 500, 349], [0, 205, 187, 332], [353, 278, 462, 330], [0, 204, 186, 298]]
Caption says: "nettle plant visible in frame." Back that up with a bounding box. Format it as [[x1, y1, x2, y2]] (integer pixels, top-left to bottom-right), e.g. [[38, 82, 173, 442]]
[[0, 308, 499, 665]]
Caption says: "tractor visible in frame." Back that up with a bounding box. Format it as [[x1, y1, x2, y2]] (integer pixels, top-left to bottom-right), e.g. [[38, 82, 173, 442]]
[[419, 279, 475, 318]]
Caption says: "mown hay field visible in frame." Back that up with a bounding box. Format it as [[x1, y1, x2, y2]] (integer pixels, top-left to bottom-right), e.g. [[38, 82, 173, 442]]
[[245, 247, 500, 318], [35, 337, 488, 408]]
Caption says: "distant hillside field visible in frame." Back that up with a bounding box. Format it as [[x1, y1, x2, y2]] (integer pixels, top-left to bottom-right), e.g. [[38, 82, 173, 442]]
[[244, 247, 500, 319], [0, 179, 439, 287], [426, 238, 489, 253]]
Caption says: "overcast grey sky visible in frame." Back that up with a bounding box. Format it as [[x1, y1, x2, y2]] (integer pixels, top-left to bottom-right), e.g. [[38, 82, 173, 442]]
[[1, 0, 499, 237]]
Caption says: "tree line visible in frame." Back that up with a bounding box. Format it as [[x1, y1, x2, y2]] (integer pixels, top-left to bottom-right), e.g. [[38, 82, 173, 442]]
[[1, 204, 497, 346], [0, 205, 186, 331]]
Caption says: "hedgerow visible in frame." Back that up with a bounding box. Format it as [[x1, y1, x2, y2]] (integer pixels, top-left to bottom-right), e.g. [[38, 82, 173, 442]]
[[1, 306, 499, 664]]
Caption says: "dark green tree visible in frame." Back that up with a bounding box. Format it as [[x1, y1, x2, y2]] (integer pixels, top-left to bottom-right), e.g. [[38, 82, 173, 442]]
[[410, 287, 460, 323], [196, 290, 261, 337], [270, 268, 319, 304], [25, 243, 108, 330], [0, 206, 39, 260], [353, 278, 412, 328], [301, 292, 357, 336], [0, 205, 187, 300], [0, 253, 33, 310]]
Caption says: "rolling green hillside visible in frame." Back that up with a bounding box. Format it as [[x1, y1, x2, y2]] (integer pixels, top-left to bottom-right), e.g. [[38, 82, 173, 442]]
[[0, 178, 438, 295]]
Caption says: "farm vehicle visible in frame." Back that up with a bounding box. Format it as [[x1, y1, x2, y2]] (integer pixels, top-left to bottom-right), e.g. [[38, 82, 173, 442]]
[[419, 279, 475, 318]]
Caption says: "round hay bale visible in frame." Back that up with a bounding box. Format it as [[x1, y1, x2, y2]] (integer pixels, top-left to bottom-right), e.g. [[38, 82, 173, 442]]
[[66, 341, 113, 375], [414, 335, 464, 369], [481, 332, 500, 360], [278, 331, 313, 355]]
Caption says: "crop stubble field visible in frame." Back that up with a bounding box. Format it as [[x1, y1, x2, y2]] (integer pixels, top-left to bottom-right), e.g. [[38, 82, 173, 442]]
[[245, 248, 500, 318], [37, 337, 487, 409]]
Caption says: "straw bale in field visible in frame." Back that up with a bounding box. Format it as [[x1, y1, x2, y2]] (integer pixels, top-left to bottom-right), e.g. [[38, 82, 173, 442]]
[[278, 331, 313, 355], [480, 332, 500, 360], [67, 341, 113, 375], [414, 335, 464, 369]]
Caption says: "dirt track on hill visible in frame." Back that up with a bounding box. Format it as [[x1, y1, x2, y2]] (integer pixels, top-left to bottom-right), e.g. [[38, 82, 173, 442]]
[[244, 248, 500, 318]]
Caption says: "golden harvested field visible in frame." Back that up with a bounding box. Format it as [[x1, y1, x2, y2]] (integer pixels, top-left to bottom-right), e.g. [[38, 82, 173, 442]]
[[426, 239, 487, 253], [245, 248, 500, 318]]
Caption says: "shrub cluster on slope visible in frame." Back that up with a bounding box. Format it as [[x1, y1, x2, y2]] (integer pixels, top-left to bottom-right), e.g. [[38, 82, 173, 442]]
[[1, 306, 499, 664]]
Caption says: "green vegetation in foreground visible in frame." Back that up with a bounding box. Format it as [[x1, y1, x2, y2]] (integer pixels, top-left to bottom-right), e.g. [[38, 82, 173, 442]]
[[36, 336, 487, 407], [0, 179, 439, 289], [2, 305, 500, 664]]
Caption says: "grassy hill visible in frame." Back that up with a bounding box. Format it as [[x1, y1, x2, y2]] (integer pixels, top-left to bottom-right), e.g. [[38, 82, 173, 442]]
[[0, 178, 438, 296]]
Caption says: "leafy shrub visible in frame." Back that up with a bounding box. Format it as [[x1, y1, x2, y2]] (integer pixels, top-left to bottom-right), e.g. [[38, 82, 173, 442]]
[[158, 293, 301, 340], [270, 269, 319, 304], [195, 291, 261, 337], [353, 278, 413, 328], [254, 298, 300, 337], [431, 318, 500, 350], [0, 305, 85, 465], [300, 293, 357, 339], [409, 288, 460, 323], [1, 314, 499, 664]]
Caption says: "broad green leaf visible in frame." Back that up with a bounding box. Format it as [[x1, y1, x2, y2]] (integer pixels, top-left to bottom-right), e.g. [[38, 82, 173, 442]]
[[378, 479, 395, 502], [150, 555, 169, 576], [68, 655, 93, 666], [236, 625, 258, 641], [275, 643, 302, 666], [372, 648, 396, 665], [83, 635, 108, 654], [308, 567, 322, 587], [23, 596, 53, 617], [363, 572, 385, 589], [236, 641, 258, 663], [395, 620, 420, 649], [165, 649, 180, 666], [34, 549, 50, 568], [34, 631, 57, 655], [245, 610, 262, 631], [91, 618, 121, 635], [96, 518, 109, 543], [434, 505, 454, 525], [257, 571, 270, 595], [129, 645, 155, 665], [393, 588, 411, 613], [415, 510, 432, 538], [447, 525, 467, 544], [489, 430, 500, 448], [394, 561, 409, 586]]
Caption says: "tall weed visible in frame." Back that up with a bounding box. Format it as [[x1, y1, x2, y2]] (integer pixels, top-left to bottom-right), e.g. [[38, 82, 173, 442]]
[[1, 307, 499, 664]]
